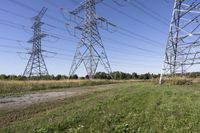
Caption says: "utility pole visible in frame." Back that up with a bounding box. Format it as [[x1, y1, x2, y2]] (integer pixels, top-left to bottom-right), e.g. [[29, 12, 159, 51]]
[[66, 0, 118, 79], [160, 0, 200, 84], [23, 7, 49, 77]]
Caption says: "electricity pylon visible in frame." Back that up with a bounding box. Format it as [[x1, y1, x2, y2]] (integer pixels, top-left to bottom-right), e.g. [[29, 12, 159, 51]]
[[23, 7, 49, 77], [160, 0, 200, 84], [62, 0, 128, 79], [67, 0, 116, 79]]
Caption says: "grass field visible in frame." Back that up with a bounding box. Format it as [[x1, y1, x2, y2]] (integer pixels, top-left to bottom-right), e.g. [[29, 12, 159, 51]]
[[0, 80, 121, 96], [1, 81, 200, 132]]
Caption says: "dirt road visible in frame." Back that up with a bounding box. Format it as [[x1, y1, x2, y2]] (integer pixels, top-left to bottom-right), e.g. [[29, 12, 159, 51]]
[[0, 83, 124, 110]]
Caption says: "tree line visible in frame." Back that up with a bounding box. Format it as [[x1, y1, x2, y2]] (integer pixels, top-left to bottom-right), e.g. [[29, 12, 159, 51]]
[[2, 71, 200, 80], [94, 72, 160, 80], [0, 71, 161, 80]]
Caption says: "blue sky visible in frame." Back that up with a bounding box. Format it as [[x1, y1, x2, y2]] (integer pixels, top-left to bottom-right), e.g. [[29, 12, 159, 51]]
[[0, 0, 173, 76]]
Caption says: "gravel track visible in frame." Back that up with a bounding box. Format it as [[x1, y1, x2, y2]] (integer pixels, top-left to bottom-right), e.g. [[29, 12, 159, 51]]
[[0, 83, 124, 110]]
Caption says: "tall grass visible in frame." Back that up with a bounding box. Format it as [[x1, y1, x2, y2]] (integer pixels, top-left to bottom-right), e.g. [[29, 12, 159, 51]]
[[162, 77, 193, 85], [0, 80, 120, 95]]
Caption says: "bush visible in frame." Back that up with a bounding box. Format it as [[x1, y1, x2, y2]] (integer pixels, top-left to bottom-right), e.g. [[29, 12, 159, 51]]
[[69, 74, 78, 79]]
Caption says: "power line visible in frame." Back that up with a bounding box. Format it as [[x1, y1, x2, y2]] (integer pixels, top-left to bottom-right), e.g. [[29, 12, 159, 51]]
[[7, 0, 37, 12], [0, 49, 159, 70], [0, 17, 162, 56], [0, 36, 21, 42], [134, 0, 169, 22], [0, 20, 163, 55], [0, 27, 161, 61], [0, 50, 26, 54], [0, 0, 163, 65], [129, 1, 169, 26], [101, 1, 166, 34], [71, 0, 80, 5], [7, 0, 65, 24], [69, 0, 164, 47], [0, 19, 69, 42], [0, 7, 66, 33], [0, 35, 162, 62], [0, 36, 75, 56], [0, 33, 161, 66], [117, 27, 162, 46], [0, 41, 160, 63], [0, 37, 161, 66], [163, 0, 170, 4], [104, 36, 162, 55], [1, 1, 165, 62], [1, 4, 164, 49], [0, 44, 23, 50], [0, 7, 30, 20]]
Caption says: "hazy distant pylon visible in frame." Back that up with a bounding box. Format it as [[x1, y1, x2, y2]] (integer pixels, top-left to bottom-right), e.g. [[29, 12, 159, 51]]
[[23, 7, 49, 77], [160, 0, 200, 84]]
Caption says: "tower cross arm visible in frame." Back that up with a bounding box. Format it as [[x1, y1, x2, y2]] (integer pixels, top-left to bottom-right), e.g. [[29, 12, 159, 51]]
[[70, 0, 103, 15], [34, 7, 47, 20], [27, 33, 47, 43]]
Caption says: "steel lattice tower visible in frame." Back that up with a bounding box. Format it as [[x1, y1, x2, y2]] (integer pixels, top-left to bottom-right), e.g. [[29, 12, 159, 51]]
[[69, 0, 112, 79], [160, 0, 200, 84], [23, 7, 49, 77]]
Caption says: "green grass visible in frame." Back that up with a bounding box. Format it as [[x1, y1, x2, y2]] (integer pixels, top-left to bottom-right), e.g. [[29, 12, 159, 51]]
[[1, 82, 200, 132], [0, 80, 120, 96]]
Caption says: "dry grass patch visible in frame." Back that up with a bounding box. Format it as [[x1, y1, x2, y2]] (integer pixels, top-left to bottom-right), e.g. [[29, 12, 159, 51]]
[[0, 80, 121, 96]]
